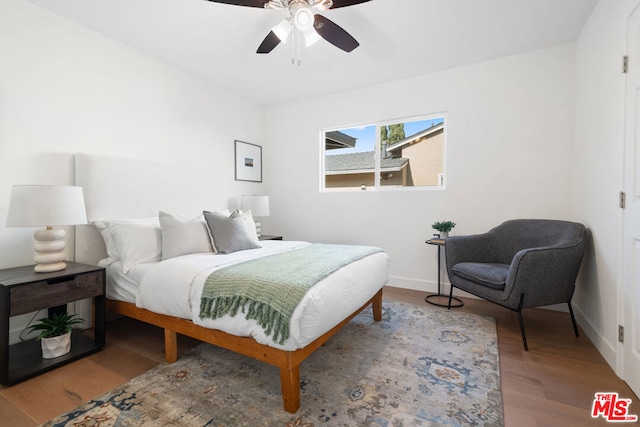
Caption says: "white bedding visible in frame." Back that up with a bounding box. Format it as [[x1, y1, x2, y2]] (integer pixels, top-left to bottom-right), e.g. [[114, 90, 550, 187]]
[[101, 259, 155, 303], [106, 240, 389, 351]]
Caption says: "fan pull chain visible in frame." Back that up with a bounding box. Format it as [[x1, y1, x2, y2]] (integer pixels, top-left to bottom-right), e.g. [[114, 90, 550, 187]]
[[291, 29, 295, 64], [297, 31, 302, 66], [289, 29, 303, 66]]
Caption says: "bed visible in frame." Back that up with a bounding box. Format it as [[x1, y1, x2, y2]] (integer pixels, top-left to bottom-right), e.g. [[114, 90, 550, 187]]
[[73, 153, 389, 413]]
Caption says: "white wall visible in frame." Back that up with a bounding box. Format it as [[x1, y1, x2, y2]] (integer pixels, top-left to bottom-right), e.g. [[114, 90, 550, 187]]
[[266, 44, 577, 293], [0, 0, 265, 341], [573, 0, 640, 373]]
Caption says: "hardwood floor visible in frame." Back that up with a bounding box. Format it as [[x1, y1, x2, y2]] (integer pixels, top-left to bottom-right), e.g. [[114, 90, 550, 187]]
[[0, 286, 636, 426]]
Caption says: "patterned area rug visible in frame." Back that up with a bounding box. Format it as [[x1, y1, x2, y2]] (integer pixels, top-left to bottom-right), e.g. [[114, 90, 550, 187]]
[[42, 299, 503, 426]]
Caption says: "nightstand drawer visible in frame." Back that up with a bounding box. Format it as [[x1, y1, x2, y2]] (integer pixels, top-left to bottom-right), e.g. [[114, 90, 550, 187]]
[[9, 271, 104, 317]]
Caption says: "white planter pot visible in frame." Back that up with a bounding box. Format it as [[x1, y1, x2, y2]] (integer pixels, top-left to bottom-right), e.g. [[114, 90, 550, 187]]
[[41, 332, 71, 359]]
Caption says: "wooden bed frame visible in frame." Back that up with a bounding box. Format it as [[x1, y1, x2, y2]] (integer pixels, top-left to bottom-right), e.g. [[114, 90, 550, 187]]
[[106, 288, 383, 413], [74, 153, 387, 413]]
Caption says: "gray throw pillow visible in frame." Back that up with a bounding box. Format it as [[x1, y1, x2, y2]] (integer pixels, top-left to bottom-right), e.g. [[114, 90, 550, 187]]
[[203, 211, 261, 254]]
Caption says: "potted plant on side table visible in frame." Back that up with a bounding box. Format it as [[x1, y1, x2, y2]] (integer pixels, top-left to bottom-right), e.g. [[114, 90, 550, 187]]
[[432, 220, 456, 239], [28, 312, 84, 359]]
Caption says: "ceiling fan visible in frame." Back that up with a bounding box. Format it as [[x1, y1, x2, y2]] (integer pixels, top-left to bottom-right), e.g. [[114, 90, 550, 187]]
[[206, 0, 370, 56]]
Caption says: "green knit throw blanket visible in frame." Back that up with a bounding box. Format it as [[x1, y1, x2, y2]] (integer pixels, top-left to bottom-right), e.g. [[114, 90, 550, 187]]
[[199, 244, 383, 345]]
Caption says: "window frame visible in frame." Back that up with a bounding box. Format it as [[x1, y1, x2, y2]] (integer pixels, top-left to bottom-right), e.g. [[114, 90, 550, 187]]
[[320, 112, 448, 192]]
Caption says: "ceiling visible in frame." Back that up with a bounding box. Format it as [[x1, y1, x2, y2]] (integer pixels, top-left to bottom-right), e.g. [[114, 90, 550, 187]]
[[27, 0, 598, 107]]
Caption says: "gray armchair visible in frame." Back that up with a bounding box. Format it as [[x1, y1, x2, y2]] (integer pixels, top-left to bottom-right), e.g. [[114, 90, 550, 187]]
[[444, 219, 587, 350]]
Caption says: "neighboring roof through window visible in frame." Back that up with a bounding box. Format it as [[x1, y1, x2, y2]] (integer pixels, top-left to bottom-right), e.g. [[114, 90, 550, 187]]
[[325, 130, 357, 150], [325, 151, 408, 174]]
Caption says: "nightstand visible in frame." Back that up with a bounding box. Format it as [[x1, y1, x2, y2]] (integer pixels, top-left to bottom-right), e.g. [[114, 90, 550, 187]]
[[259, 234, 283, 241], [0, 262, 105, 385]]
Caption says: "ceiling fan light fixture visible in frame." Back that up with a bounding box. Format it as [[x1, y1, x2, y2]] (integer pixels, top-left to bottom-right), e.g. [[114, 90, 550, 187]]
[[272, 18, 292, 42], [265, 0, 287, 9], [310, 0, 333, 10], [293, 6, 315, 32], [303, 27, 321, 47], [214, 0, 365, 59]]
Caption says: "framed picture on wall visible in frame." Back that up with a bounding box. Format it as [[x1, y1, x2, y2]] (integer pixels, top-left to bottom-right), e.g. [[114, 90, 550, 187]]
[[235, 140, 262, 182]]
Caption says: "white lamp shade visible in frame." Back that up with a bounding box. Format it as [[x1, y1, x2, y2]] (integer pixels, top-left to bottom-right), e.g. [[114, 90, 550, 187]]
[[6, 185, 87, 273], [6, 185, 88, 227], [272, 18, 292, 43], [241, 195, 270, 217], [303, 27, 321, 47]]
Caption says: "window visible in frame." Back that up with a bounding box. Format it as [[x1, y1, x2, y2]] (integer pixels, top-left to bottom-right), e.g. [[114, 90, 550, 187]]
[[322, 114, 446, 191]]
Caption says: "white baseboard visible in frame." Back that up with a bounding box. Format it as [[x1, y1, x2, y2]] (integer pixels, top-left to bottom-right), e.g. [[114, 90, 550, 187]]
[[387, 276, 435, 293], [387, 277, 586, 315], [572, 302, 618, 373], [387, 275, 479, 299]]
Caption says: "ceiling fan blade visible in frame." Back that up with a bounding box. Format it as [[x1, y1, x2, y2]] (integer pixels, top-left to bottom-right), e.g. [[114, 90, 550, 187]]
[[313, 14, 359, 52], [329, 0, 371, 8], [257, 31, 281, 53], [205, 0, 267, 8]]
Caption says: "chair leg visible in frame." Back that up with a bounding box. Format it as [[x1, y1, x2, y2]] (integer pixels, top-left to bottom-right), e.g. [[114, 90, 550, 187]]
[[568, 302, 580, 337], [517, 308, 528, 351], [516, 294, 528, 351]]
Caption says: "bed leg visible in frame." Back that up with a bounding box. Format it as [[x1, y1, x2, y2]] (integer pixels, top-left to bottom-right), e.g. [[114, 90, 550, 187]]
[[372, 288, 383, 322], [164, 329, 178, 363], [279, 357, 300, 414]]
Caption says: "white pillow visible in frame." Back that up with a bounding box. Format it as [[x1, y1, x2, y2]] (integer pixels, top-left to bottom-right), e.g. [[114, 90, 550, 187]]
[[106, 217, 162, 273], [235, 209, 258, 239], [159, 211, 213, 260], [91, 219, 119, 265]]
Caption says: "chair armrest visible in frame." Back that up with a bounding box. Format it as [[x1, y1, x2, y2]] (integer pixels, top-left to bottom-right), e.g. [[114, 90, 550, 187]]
[[504, 242, 585, 307]]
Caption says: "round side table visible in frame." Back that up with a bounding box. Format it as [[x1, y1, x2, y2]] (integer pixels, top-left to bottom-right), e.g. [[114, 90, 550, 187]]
[[425, 238, 463, 308]]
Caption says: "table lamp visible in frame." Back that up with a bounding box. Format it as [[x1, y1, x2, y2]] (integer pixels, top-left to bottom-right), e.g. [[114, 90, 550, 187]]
[[6, 185, 88, 273], [241, 195, 270, 238]]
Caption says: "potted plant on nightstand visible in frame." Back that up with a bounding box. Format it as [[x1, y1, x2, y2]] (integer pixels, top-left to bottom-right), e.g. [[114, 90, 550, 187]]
[[432, 220, 456, 239], [28, 313, 84, 359]]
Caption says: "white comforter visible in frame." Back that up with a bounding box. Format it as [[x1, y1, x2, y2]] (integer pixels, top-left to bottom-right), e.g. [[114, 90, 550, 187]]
[[122, 241, 388, 351]]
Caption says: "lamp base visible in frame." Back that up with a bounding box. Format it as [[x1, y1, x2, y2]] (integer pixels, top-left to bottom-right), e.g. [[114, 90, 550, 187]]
[[33, 227, 67, 273], [34, 262, 67, 273], [255, 220, 262, 238]]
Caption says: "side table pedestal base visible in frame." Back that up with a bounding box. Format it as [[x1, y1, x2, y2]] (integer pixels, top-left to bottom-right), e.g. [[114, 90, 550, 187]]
[[425, 293, 464, 308]]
